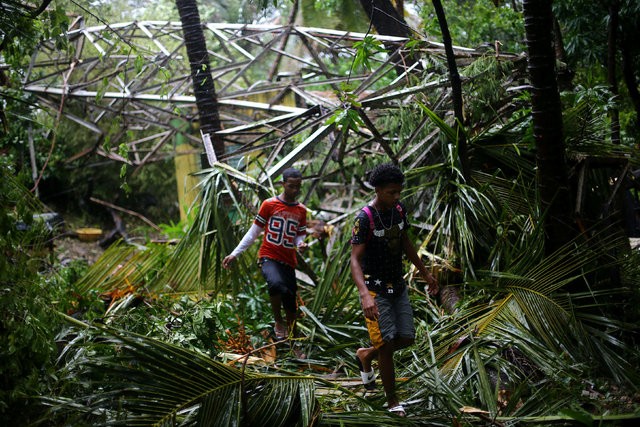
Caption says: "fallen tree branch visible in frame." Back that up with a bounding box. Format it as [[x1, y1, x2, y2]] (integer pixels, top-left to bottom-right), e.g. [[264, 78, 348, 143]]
[[89, 197, 162, 232]]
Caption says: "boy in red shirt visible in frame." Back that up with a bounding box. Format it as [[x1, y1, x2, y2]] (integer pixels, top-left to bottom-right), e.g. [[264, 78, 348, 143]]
[[222, 168, 308, 343]]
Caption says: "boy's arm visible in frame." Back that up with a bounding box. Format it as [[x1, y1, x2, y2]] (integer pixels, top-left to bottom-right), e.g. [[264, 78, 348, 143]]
[[402, 232, 439, 295], [294, 233, 307, 251], [222, 223, 262, 269], [351, 243, 378, 320], [294, 209, 309, 250]]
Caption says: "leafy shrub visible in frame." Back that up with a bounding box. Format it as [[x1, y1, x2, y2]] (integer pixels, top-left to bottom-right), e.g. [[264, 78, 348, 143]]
[[0, 164, 72, 424]]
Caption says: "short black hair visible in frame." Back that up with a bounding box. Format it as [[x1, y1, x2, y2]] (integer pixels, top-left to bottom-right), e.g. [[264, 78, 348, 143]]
[[282, 168, 302, 181], [367, 162, 404, 188]]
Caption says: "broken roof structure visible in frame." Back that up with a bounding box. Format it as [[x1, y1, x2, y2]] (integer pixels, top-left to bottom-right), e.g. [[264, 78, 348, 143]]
[[18, 19, 524, 209]]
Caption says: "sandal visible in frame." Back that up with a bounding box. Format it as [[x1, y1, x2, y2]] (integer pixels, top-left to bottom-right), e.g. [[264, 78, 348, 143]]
[[355, 355, 376, 390], [274, 322, 288, 340], [388, 405, 406, 417]]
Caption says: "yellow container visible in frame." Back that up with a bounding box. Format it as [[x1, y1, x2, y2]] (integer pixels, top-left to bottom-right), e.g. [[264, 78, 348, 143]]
[[76, 228, 103, 242]]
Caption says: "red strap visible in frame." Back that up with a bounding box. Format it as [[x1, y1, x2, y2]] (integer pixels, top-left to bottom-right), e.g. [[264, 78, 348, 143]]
[[362, 205, 375, 231], [362, 204, 405, 242], [362, 206, 375, 242]]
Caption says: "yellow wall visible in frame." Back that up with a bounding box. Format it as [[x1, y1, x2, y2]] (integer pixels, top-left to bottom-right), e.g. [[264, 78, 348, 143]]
[[174, 142, 200, 222]]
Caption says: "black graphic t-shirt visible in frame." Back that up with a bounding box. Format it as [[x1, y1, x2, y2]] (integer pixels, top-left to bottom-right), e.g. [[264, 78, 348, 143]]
[[350, 203, 408, 294]]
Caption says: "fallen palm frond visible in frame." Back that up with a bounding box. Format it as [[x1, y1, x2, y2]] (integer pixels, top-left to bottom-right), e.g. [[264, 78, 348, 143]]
[[399, 223, 637, 424], [73, 162, 267, 299], [50, 314, 320, 426]]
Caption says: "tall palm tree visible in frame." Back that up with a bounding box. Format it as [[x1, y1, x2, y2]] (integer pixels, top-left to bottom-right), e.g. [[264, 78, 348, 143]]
[[358, 0, 422, 77], [358, 0, 410, 38], [175, 0, 224, 158], [522, 0, 574, 254], [430, 0, 470, 182]]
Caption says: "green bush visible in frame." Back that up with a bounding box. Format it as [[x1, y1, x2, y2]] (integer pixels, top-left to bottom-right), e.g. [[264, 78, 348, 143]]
[[0, 163, 87, 425]]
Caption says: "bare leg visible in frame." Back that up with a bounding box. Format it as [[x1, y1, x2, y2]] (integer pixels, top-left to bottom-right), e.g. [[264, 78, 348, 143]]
[[270, 294, 287, 338], [377, 343, 399, 408], [358, 336, 412, 371], [393, 337, 414, 351], [379, 337, 414, 413], [356, 346, 379, 372]]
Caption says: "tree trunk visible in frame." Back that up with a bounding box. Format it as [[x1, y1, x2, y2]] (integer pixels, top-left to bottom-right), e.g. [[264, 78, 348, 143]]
[[175, 0, 224, 158], [552, 16, 574, 91], [358, 0, 410, 38], [395, 0, 404, 18], [607, 0, 621, 145], [431, 0, 469, 180], [620, 30, 640, 132], [522, 0, 574, 254], [358, 0, 419, 75]]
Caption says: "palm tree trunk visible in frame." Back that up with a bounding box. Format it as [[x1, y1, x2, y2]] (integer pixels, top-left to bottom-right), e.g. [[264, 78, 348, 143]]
[[607, 0, 621, 145], [522, 0, 574, 254], [552, 16, 574, 91], [175, 0, 224, 158], [620, 37, 640, 131], [431, 0, 469, 180]]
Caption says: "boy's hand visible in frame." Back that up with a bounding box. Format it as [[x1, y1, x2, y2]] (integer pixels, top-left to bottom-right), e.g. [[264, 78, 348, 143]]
[[360, 292, 379, 320], [296, 241, 308, 253], [423, 272, 439, 296], [222, 255, 236, 269]]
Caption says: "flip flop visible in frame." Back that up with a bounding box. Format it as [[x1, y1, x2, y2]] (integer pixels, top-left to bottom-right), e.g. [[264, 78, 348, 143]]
[[388, 405, 406, 417], [355, 355, 376, 390]]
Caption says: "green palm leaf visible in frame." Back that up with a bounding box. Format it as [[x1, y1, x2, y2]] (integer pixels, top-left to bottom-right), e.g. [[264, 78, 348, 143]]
[[54, 315, 318, 426], [436, 225, 635, 383], [73, 163, 267, 298]]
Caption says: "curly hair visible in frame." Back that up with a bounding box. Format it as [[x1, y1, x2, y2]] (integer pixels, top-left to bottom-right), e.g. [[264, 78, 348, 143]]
[[366, 162, 405, 188]]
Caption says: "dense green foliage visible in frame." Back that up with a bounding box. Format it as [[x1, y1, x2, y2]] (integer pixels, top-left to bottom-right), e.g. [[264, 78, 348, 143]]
[[420, 0, 526, 54], [420, 0, 640, 146], [1, 0, 639, 425], [0, 163, 88, 424]]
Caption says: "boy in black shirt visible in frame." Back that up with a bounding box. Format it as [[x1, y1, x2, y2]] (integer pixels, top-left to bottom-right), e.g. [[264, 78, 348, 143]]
[[350, 163, 439, 416]]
